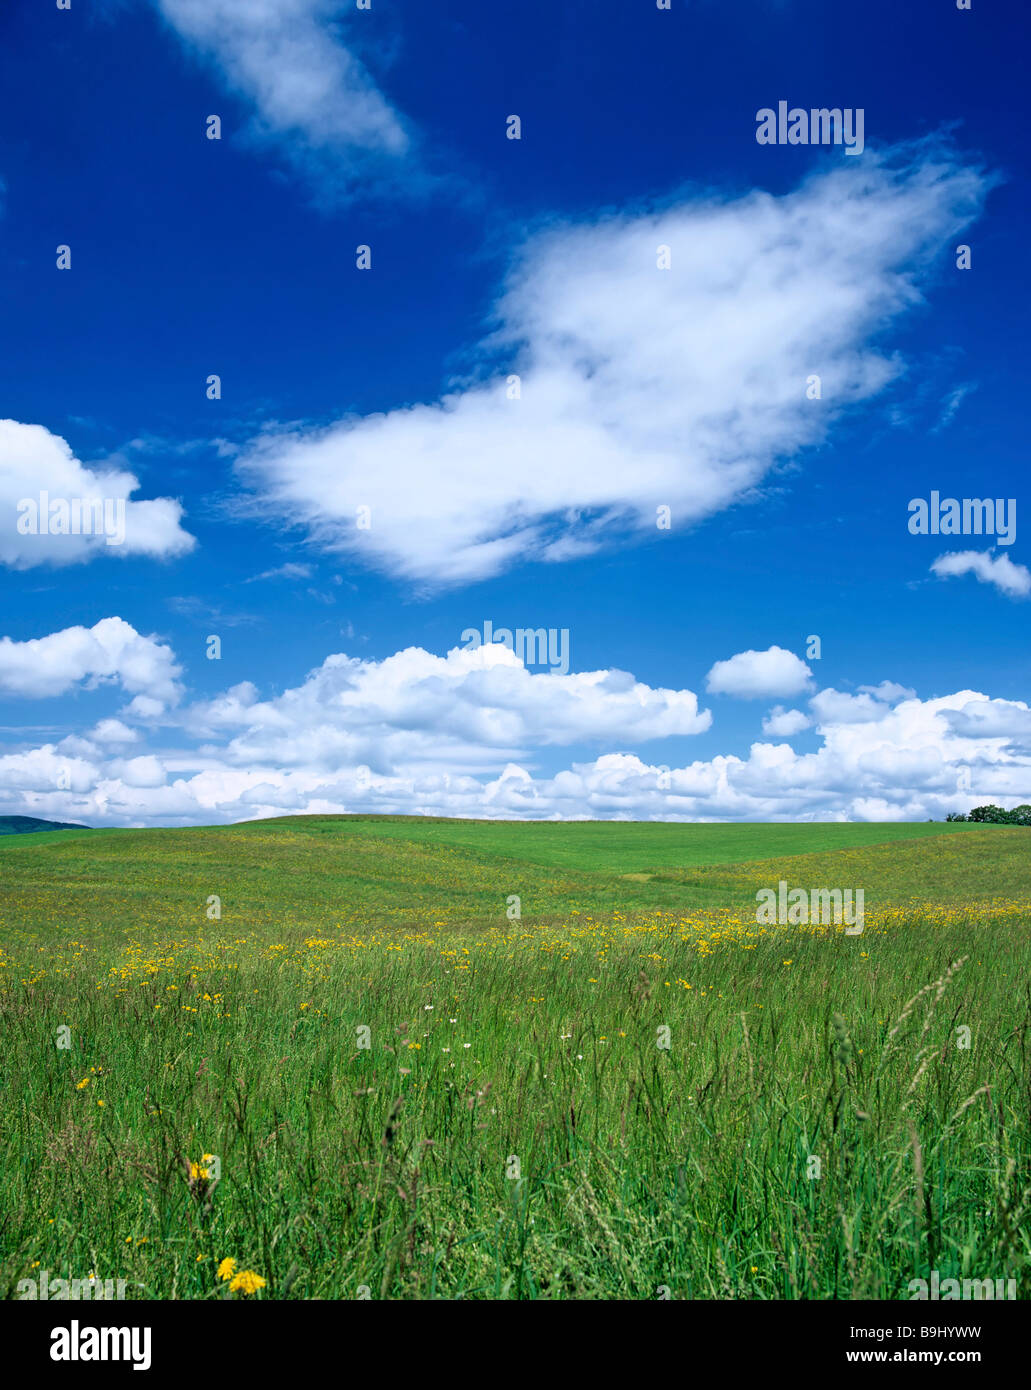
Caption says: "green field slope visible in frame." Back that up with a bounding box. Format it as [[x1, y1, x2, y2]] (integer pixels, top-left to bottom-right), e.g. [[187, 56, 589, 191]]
[[235, 812, 979, 871], [1, 816, 1028, 1301], [0, 814, 993, 937]]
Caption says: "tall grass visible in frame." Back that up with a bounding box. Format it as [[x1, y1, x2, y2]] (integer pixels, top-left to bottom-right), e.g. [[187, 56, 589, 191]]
[[2, 888, 1029, 1299]]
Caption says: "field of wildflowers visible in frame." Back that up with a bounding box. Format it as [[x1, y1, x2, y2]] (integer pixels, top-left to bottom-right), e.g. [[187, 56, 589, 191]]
[[1, 818, 1028, 1299]]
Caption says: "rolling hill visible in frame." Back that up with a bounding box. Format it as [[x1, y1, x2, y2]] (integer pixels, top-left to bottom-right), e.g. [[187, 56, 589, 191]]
[[0, 814, 88, 836]]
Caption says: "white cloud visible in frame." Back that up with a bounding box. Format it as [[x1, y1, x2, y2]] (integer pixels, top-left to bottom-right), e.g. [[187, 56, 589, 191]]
[[707, 646, 812, 699], [108, 755, 168, 789], [0, 420, 195, 569], [123, 695, 168, 720], [238, 145, 987, 587], [933, 382, 975, 432], [0, 631, 1024, 828], [762, 706, 812, 736], [0, 746, 99, 796], [0, 618, 182, 708], [809, 688, 896, 725], [91, 719, 141, 746], [858, 680, 916, 703], [191, 641, 712, 771], [244, 562, 313, 583], [153, 0, 410, 195], [943, 697, 1031, 740], [931, 548, 1031, 599]]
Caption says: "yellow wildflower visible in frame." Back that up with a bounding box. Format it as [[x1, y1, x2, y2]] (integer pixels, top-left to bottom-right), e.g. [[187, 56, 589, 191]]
[[229, 1270, 266, 1295]]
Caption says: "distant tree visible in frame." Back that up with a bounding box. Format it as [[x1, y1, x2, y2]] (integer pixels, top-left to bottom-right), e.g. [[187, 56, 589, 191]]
[[945, 811, 967, 822], [1010, 804, 1031, 826], [972, 806, 1022, 822]]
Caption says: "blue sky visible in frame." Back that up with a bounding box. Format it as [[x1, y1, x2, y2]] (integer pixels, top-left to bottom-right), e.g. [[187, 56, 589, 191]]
[[1, 0, 1028, 826]]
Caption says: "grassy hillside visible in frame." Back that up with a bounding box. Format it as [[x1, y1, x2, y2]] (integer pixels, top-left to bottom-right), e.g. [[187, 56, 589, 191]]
[[1, 816, 1028, 1301], [0, 814, 994, 939], [230, 813, 979, 871]]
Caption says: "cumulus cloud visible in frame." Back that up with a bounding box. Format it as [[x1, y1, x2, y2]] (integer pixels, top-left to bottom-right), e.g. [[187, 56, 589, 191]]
[[0, 420, 195, 569], [0, 745, 99, 797], [153, 0, 411, 197], [0, 618, 182, 708], [809, 687, 898, 726], [858, 680, 916, 703], [190, 641, 712, 772], [931, 548, 1031, 599], [942, 697, 1031, 740], [0, 629, 1024, 828], [237, 144, 987, 587], [707, 646, 812, 699], [4, 682, 1026, 827], [107, 755, 168, 788], [762, 706, 812, 736], [91, 719, 141, 746]]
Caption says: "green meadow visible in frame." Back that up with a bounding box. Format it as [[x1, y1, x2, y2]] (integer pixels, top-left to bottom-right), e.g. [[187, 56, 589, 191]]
[[1, 816, 1028, 1300]]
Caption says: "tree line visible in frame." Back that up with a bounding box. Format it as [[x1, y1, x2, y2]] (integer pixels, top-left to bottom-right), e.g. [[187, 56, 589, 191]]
[[945, 804, 1031, 824]]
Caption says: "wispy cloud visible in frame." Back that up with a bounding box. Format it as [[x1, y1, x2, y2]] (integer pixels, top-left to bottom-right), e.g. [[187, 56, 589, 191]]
[[166, 597, 258, 627], [932, 381, 976, 432], [237, 143, 990, 588], [244, 562, 313, 583], [153, 0, 413, 200], [931, 548, 1031, 599]]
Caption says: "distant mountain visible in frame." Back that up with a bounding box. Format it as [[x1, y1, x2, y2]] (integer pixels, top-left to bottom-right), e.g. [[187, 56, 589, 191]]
[[0, 815, 89, 836]]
